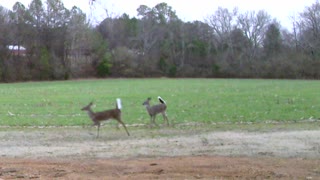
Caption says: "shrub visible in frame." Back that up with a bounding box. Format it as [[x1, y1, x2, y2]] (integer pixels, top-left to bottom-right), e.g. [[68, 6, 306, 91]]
[[97, 52, 112, 77]]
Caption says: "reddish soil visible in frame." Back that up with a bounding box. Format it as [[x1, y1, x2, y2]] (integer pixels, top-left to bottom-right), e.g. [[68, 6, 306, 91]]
[[1, 156, 319, 179]]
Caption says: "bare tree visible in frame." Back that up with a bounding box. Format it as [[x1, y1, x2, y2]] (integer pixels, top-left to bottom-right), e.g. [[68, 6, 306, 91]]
[[237, 10, 271, 74], [296, 0, 320, 57], [206, 7, 238, 48], [238, 10, 271, 49]]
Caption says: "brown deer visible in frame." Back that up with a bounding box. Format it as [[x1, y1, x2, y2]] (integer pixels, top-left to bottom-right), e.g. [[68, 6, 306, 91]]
[[142, 96, 169, 126], [81, 99, 130, 138]]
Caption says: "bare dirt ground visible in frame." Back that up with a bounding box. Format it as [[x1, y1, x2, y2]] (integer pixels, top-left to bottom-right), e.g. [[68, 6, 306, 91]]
[[0, 123, 320, 179]]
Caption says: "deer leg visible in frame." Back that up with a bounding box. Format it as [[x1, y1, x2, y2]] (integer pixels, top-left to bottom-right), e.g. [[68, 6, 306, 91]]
[[152, 116, 155, 125], [96, 123, 100, 138], [153, 115, 159, 127], [165, 112, 169, 126], [149, 116, 153, 127], [116, 119, 130, 136], [162, 112, 169, 126]]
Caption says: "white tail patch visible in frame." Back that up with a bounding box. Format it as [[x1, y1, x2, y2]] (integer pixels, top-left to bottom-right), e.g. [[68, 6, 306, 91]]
[[158, 96, 166, 104], [117, 98, 122, 109]]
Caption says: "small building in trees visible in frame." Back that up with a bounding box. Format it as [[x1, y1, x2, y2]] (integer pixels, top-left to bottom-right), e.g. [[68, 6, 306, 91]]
[[7, 45, 26, 56]]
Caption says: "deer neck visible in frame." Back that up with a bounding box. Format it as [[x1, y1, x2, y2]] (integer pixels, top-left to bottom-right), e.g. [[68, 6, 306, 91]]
[[85, 108, 95, 119], [144, 103, 151, 110], [143, 104, 152, 113]]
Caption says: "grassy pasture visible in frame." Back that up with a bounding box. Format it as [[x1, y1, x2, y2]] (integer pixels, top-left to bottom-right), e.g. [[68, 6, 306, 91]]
[[0, 78, 319, 126]]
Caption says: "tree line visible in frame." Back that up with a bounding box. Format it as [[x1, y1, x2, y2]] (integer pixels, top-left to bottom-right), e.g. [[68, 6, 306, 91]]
[[0, 0, 320, 82]]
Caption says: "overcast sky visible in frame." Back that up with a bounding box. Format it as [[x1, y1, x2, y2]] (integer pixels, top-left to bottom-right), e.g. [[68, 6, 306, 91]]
[[0, 0, 317, 30]]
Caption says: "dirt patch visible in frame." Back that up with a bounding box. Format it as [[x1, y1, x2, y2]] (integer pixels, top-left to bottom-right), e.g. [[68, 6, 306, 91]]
[[1, 156, 319, 179], [0, 126, 320, 179]]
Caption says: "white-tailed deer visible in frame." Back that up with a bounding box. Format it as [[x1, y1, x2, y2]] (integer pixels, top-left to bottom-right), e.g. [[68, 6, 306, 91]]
[[142, 96, 169, 126], [81, 99, 130, 138]]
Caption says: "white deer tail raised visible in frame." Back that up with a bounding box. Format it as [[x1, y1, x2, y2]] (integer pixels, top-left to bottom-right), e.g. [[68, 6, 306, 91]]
[[116, 98, 122, 109], [158, 96, 166, 104]]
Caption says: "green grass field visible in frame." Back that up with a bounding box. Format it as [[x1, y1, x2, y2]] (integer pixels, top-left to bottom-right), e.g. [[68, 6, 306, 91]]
[[0, 78, 319, 126]]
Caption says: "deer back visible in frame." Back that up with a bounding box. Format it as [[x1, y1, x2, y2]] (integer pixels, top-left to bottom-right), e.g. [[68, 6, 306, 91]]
[[92, 108, 121, 121], [147, 103, 167, 116]]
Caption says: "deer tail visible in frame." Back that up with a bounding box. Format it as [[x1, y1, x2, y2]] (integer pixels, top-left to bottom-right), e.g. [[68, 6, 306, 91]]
[[158, 96, 166, 104], [116, 98, 122, 109]]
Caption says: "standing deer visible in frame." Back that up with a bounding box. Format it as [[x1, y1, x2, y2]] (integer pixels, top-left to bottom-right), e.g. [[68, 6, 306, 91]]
[[142, 96, 169, 126], [81, 99, 130, 138]]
